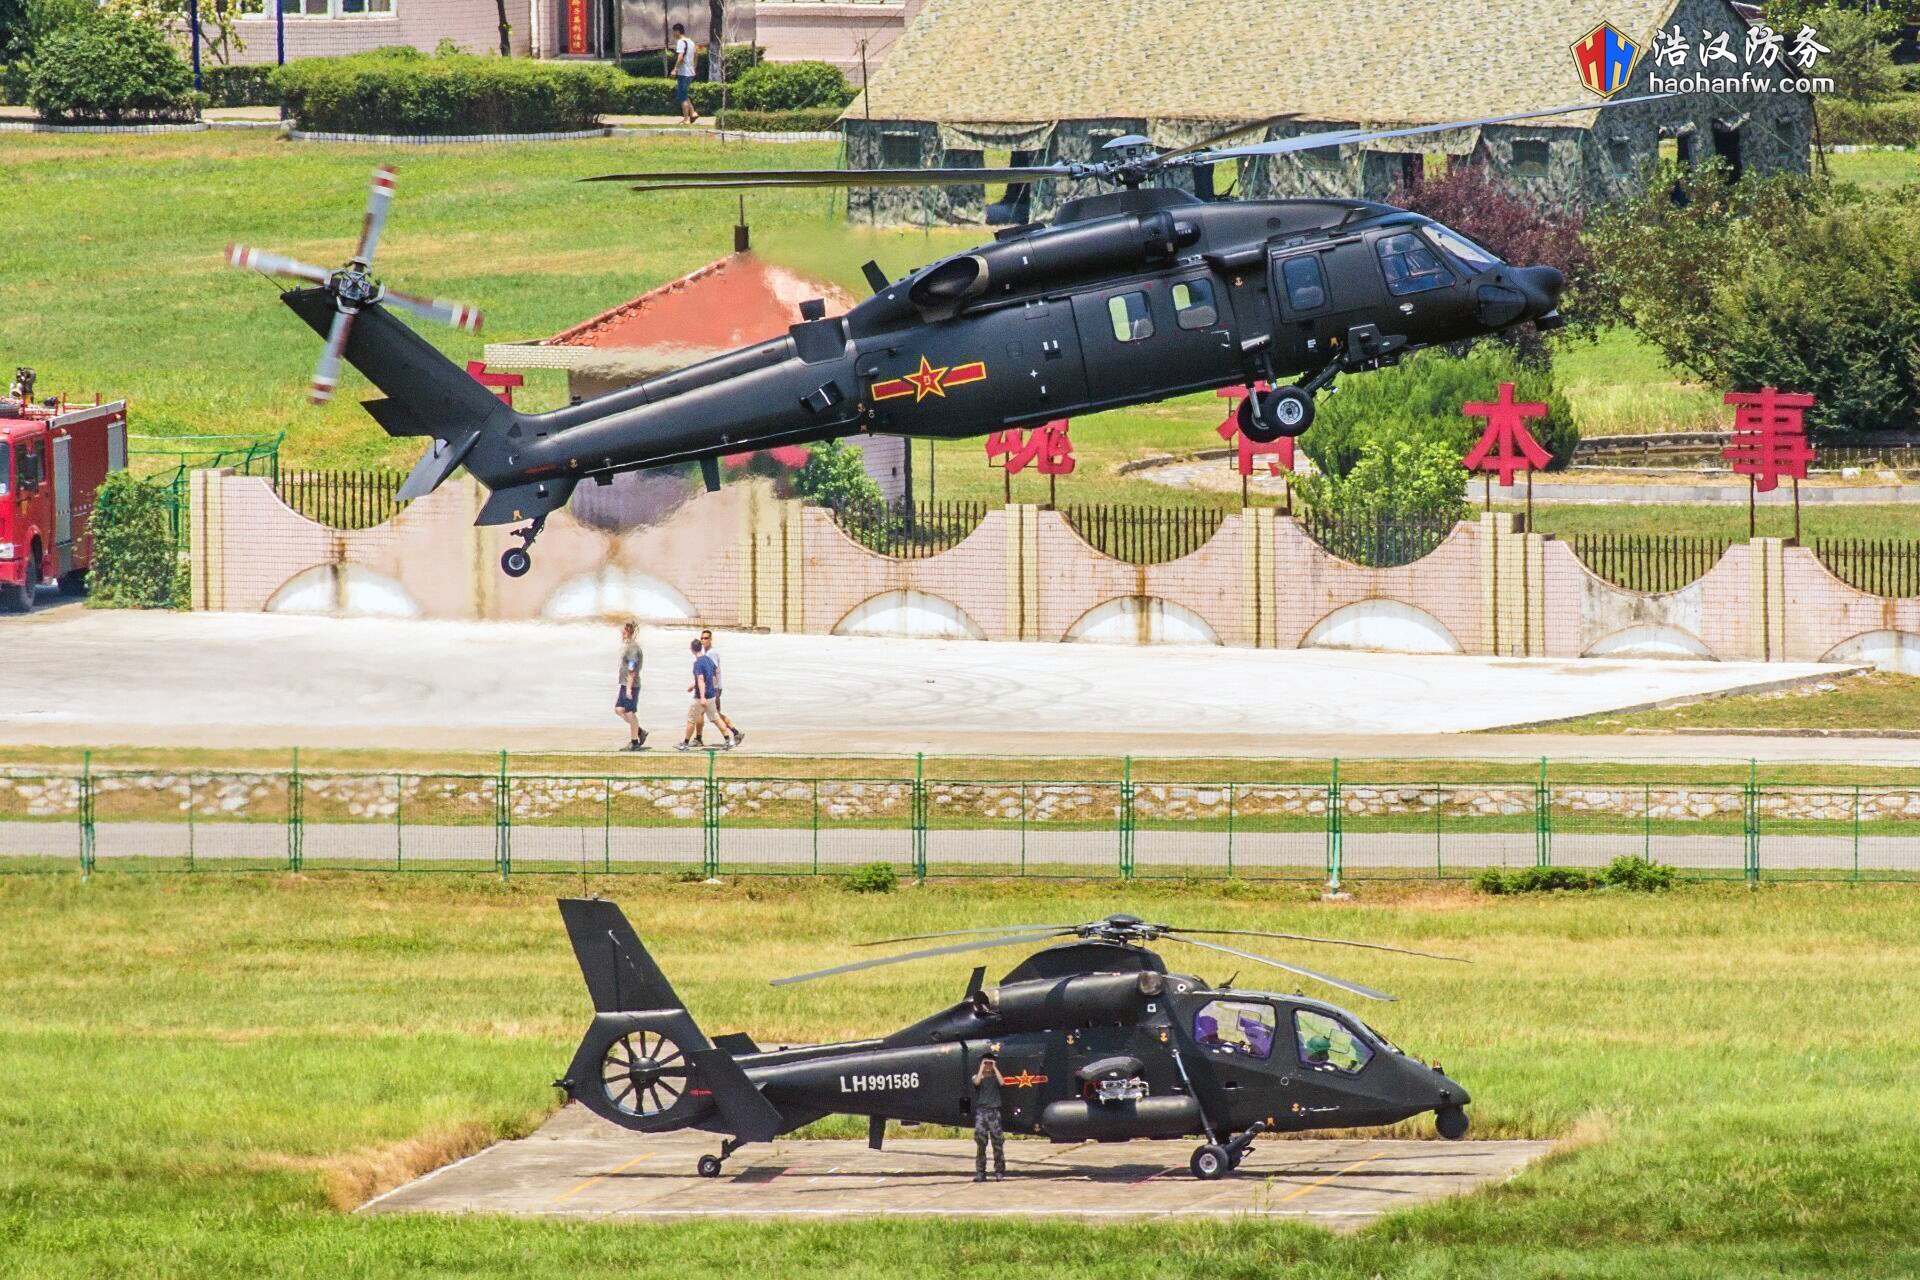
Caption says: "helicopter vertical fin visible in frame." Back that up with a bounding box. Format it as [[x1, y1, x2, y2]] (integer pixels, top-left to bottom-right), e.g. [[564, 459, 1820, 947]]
[[558, 898, 685, 1012]]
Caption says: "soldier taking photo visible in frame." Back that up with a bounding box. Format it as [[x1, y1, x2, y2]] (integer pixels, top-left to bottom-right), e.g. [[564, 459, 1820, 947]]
[[971, 1053, 1006, 1182]]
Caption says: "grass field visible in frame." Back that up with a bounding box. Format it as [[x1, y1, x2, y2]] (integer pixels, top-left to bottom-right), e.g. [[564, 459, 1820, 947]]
[[1518, 502, 1920, 540], [10, 132, 1896, 486], [1, 874, 1917, 1278], [1539, 670, 1920, 735]]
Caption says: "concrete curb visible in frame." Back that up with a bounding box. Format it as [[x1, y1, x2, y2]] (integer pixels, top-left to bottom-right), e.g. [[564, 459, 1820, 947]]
[[288, 127, 614, 144], [0, 120, 205, 134]]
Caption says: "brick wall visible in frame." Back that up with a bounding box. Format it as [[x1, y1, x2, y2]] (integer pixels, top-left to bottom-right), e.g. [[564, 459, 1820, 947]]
[[188, 471, 1920, 669], [227, 0, 533, 64]]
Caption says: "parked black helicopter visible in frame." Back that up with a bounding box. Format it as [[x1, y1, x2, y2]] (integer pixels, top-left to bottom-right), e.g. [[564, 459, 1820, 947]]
[[555, 900, 1472, 1180], [228, 94, 1659, 577]]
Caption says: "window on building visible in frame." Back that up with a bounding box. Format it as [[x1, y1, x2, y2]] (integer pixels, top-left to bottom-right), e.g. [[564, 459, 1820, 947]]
[[1509, 138, 1551, 179], [1172, 278, 1218, 329], [1106, 291, 1153, 342], [1608, 136, 1634, 178], [1279, 254, 1327, 312], [247, 0, 387, 14], [1295, 1009, 1373, 1074], [880, 132, 922, 169], [1297, 145, 1345, 172], [1194, 1000, 1276, 1058], [1374, 231, 1452, 296]]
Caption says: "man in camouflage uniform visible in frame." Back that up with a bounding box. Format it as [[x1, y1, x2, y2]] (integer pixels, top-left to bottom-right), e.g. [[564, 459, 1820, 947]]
[[972, 1053, 1006, 1181]]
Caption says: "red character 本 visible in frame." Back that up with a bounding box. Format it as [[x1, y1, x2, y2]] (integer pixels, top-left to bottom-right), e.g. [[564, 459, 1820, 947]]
[[1721, 386, 1816, 493], [1461, 382, 1551, 487]]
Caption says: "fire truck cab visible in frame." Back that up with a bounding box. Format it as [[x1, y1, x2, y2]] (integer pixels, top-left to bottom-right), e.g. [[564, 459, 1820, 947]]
[[0, 388, 127, 612]]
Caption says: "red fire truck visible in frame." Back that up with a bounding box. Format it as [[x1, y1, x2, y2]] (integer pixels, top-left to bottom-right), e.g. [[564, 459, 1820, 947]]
[[0, 372, 127, 612]]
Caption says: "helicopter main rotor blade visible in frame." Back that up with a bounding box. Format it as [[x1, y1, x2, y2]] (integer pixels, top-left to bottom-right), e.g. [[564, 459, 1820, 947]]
[[856, 924, 1083, 947], [591, 166, 1077, 193], [1186, 93, 1674, 168], [769, 929, 1072, 987], [1143, 110, 1301, 170], [1167, 928, 1468, 964], [1167, 936, 1396, 1003], [380, 287, 484, 333], [352, 164, 397, 268], [309, 306, 355, 406], [226, 244, 331, 286]]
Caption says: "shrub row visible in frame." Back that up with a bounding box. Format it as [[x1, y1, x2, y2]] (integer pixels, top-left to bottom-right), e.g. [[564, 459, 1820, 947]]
[[275, 51, 617, 134], [618, 43, 762, 78], [1817, 95, 1920, 147], [203, 63, 278, 108], [1476, 857, 1678, 895], [28, 10, 198, 123], [713, 107, 841, 132]]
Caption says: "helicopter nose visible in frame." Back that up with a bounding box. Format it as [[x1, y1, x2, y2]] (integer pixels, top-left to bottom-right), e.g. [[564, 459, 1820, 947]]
[[1475, 265, 1564, 331]]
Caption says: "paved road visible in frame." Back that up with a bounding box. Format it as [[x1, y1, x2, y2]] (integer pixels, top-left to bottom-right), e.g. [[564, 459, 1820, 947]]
[[360, 1103, 1554, 1230], [6, 821, 1909, 873], [0, 610, 1863, 758]]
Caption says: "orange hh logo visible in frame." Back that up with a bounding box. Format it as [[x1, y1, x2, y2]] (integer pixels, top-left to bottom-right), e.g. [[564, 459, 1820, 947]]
[[1000, 1070, 1049, 1089], [872, 355, 987, 403]]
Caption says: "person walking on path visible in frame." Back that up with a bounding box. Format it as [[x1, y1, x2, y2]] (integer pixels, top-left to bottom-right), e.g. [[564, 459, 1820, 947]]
[[614, 620, 647, 751], [699, 628, 743, 747], [971, 1054, 1006, 1182], [668, 24, 699, 125], [678, 637, 728, 751]]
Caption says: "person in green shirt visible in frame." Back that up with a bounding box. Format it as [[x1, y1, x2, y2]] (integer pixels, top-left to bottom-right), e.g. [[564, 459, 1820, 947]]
[[614, 620, 646, 751]]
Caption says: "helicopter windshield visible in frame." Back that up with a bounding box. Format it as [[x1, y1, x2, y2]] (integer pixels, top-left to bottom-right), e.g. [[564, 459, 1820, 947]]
[[1426, 224, 1503, 273], [1295, 1009, 1374, 1074]]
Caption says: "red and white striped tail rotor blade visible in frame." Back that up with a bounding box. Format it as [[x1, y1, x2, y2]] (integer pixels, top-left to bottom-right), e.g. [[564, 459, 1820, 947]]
[[352, 165, 398, 268], [310, 307, 356, 405], [226, 243, 331, 286], [380, 287, 484, 333]]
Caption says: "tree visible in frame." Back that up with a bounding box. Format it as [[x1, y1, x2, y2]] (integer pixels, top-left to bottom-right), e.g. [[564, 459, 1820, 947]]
[[1810, 5, 1901, 103], [28, 8, 195, 122], [88, 472, 182, 608], [793, 439, 884, 509], [105, 0, 245, 67]]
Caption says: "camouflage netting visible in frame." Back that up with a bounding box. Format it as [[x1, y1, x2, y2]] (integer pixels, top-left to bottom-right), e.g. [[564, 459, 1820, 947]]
[[842, 0, 1813, 224]]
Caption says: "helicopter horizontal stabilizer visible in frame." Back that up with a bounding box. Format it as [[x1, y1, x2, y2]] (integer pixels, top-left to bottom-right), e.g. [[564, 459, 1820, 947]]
[[712, 1031, 761, 1056]]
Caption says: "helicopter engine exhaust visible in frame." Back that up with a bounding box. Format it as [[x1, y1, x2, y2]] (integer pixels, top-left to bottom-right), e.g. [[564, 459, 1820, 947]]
[[908, 211, 1201, 312], [968, 971, 1163, 1032]]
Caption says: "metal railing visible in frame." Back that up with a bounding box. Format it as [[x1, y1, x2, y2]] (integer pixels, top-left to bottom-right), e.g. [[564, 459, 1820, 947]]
[[1569, 533, 1735, 593], [825, 499, 989, 558], [4, 756, 1913, 885], [1061, 503, 1226, 564], [275, 468, 409, 530], [1811, 538, 1920, 598], [1296, 511, 1457, 568]]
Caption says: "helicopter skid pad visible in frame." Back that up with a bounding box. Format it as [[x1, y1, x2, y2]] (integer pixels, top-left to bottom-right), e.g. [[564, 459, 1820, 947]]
[[360, 1103, 1554, 1231]]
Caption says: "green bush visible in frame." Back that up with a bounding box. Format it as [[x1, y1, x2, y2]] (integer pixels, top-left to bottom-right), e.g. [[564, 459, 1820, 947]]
[[27, 9, 196, 123], [844, 862, 897, 893], [0, 0, 93, 103], [607, 74, 723, 116], [794, 438, 884, 509], [1815, 95, 1920, 146], [730, 60, 853, 111], [202, 63, 277, 107], [1475, 865, 1598, 895], [88, 472, 181, 609], [1598, 856, 1678, 892], [274, 50, 619, 134], [715, 107, 841, 132], [620, 43, 762, 79]]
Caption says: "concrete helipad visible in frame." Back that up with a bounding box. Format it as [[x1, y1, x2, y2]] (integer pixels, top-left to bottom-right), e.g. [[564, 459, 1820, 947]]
[[360, 1104, 1554, 1230]]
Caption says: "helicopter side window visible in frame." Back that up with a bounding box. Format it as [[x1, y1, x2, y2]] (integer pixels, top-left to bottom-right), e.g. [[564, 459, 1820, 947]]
[[1172, 279, 1217, 330], [1106, 291, 1154, 343], [1279, 255, 1327, 312], [1375, 232, 1452, 297], [1295, 1009, 1373, 1075], [1193, 999, 1275, 1059]]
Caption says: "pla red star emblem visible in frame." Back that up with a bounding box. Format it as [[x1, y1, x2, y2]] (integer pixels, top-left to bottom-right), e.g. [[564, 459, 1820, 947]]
[[1000, 1070, 1049, 1089], [872, 355, 988, 403]]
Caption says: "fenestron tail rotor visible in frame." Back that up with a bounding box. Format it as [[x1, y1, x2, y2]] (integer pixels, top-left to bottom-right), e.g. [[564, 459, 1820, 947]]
[[768, 912, 1469, 1001], [226, 164, 484, 405]]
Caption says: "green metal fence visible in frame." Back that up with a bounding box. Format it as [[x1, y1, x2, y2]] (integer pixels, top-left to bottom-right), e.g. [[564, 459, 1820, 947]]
[[3, 756, 1917, 884]]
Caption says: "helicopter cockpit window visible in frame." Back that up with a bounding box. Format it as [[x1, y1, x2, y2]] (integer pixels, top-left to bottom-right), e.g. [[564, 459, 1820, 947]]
[[1172, 279, 1217, 330], [1295, 1009, 1373, 1074], [1193, 999, 1275, 1058], [1426, 225, 1500, 273], [1280, 255, 1327, 312], [1375, 231, 1452, 296], [1107, 291, 1154, 343]]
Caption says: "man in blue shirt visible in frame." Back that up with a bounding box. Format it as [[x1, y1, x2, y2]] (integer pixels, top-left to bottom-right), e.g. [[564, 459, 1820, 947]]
[[678, 637, 729, 750], [699, 628, 743, 747]]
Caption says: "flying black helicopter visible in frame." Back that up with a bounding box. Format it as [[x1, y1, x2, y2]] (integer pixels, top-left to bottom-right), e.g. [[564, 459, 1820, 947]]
[[228, 94, 1660, 578], [555, 900, 1471, 1181]]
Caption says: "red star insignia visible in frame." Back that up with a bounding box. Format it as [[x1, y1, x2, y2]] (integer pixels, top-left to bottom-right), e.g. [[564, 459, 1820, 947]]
[[904, 355, 950, 402]]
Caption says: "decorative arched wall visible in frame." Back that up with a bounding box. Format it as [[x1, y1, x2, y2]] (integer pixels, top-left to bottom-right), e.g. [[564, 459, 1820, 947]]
[[265, 564, 420, 617], [1063, 596, 1221, 646], [541, 567, 697, 621], [1303, 600, 1461, 654], [1583, 624, 1714, 660], [1822, 629, 1920, 675], [833, 590, 987, 640]]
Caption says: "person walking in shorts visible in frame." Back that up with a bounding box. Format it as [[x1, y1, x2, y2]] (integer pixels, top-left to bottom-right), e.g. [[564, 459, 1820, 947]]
[[614, 620, 646, 751], [678, 637, 728, 750], [668, 23, 699, 124], [699, 628, 743, 747]]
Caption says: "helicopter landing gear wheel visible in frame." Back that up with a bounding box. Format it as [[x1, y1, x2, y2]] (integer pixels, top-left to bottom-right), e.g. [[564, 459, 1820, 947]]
[[1435, 1106, 1469, 1141], [696, 1153, 724, 1178], [1190, 1143, 1232, 1181], [500, 547, 532, 578], [599, 1028, 690, 1120], [1238, 386, 1314, 443]]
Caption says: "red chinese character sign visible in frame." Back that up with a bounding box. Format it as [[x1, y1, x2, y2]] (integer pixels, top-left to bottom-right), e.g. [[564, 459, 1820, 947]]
[[1462, 382, 1551, 519], [1216, 384, 1295, 475], [465, 360, 524, 408], [984, 420, 1074, 502], [1722, 386, 1816, 538]]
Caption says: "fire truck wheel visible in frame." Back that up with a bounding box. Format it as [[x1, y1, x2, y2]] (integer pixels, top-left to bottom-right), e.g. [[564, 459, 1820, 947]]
[[2, 565, 35, 613], [58, 569, 87, 597]]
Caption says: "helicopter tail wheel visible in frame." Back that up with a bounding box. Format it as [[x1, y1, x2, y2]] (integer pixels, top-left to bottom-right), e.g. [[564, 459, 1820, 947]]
[[500, 546, 532, 578], [1190, 1143, 1232, 1181], [696, 1153, 725, 1178], [599, 1029, 691, 1120], [1435, 1106, 1470, 1141]]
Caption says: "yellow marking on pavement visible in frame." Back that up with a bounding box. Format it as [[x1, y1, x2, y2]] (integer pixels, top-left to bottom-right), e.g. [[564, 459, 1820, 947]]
[[551, 1152, 654, 1202], [1276, 1151, 1385, 1203]]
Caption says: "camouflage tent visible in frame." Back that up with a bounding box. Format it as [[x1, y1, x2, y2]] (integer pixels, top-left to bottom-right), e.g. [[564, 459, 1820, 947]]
[[841, 0, 1814, 223]]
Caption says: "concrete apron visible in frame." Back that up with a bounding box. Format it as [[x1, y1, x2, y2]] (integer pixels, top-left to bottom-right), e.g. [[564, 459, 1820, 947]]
[[360, 1104, 1555, 1231]]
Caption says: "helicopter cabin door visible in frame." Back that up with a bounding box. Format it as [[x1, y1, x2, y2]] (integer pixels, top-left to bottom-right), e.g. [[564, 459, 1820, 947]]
[[1269, 239, 1380, 375], [1072, 271, 1237, 411], [1275, 1005, 1383, 1130]]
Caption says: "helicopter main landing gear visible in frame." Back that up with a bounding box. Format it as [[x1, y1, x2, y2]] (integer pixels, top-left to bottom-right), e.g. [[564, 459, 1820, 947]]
[[1239, 364, 1338, 444], [1190, 1120, 1268, 1180], [697, 1138, 740, 1178], [500, 515, 546, 578]]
